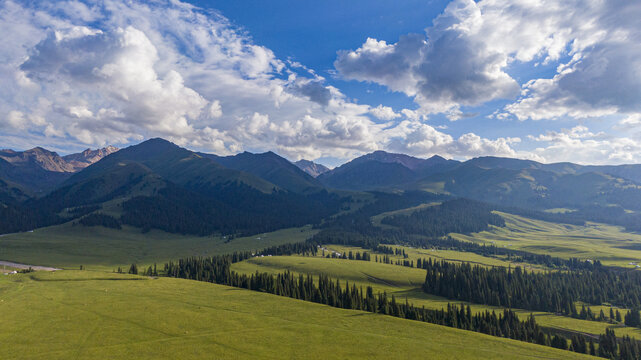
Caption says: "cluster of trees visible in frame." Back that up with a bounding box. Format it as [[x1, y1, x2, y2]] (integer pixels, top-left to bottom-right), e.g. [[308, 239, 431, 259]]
[[323, 250, 371, 261], [422, 259, 641, 314], [598, 329, 641, 359], [381, 199, 505, 237], [0, 202, 60, 234], [121, 185, 345, 236], [625, 309, 641, 328], [575, 304, 608, 322]]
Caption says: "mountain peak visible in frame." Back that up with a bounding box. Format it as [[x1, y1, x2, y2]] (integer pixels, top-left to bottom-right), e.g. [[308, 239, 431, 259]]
[[357, 150, 434, 170], [63, 145, 120, 171], [0, 146, 71, 172], [294, 159, 330, 178]]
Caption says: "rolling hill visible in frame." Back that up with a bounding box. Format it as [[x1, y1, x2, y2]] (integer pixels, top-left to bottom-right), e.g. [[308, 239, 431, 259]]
[[201, 150, 323, 193], [0, 271, 592, 360]]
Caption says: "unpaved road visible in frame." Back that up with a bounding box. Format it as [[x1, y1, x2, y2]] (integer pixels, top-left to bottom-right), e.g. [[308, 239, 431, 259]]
[[0, 261, 59, 271]]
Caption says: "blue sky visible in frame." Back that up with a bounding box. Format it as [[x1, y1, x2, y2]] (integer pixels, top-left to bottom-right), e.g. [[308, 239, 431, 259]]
[[1, 0, 640, 166]]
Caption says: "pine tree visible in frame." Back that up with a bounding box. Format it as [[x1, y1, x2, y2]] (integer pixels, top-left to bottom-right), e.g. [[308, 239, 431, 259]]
[[128, 263, 138, 275]]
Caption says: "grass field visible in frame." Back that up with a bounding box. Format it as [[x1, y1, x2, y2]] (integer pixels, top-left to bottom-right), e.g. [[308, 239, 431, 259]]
[[0, 270, 591, 360], [451, 212, 641, 267], [232, 251, 641, 340], [0, 223, 316, 271], [320, 243, 548, 272]]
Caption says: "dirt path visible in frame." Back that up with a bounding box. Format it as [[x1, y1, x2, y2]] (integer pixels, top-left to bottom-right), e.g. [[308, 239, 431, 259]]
[[0, 260, 59, 272]]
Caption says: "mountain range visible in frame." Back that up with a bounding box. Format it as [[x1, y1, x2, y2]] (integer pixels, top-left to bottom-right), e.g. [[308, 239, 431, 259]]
[[3, 137, 641, 236], [0, 145, 118, 196]]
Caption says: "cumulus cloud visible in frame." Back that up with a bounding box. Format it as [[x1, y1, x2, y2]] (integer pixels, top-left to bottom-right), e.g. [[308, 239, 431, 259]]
[[335, 0, 521, 115], [336, 0, 641, 125], [0, 0, 524, 163], [369, 105, 400, 121], [526, 126, 641, 165], [385, 120, 519, 159]]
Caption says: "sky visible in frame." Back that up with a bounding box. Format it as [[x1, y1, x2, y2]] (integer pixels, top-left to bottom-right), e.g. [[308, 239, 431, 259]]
[[1, 0, 641, 167]]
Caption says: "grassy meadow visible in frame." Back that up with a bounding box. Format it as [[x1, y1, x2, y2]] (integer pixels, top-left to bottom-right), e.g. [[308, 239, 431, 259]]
[[0, 223, 315, 271], [231, 249, 641, 340], [0, 270, 592, 360], [3, 206, 641, 357], [451, 212, 641, 267]]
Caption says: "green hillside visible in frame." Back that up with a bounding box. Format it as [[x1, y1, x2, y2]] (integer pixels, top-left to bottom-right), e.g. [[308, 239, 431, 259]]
[[452, 212, 641, 267], [203, 151, 323, 193], [64, 138, 276, 194], [0, 223, 316, 270], [231, 251, 641, 340], [0, 271, 592, 360]]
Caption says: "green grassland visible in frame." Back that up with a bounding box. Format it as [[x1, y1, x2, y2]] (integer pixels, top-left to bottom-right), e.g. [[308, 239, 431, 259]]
[[231, 251, 641, 340], [0, 271, 590, 360], [451, 212, 641, 267], [0, 223, 316, 271], [320, 243, 548, 272]]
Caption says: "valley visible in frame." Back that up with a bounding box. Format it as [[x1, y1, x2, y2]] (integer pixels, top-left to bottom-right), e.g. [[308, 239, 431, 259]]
[[3, 138, 641, 358]]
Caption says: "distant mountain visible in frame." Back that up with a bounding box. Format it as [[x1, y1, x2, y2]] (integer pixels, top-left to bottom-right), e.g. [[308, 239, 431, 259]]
[[0, 147, 75, 172], [0, 154, 71, 195], [0, 145, 118, 195], [467, 156, 641, 183], [7, 138, 641, 236], [40, 138, 344, 236], [317, 151, 458, 191], [62, 145, 119, 171], [415, 162, 641, 211], [294, 160, 329, 178], [0, 145, 118, 173], [200, 151, 323, 193], [65, 138, 277, 194]]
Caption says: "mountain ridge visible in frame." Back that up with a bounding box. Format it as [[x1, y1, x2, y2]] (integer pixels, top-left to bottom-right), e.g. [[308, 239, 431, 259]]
[[199, 150, 323, 193]]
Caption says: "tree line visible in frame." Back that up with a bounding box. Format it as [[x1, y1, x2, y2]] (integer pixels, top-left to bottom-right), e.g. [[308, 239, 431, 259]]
[[421, 258, 641, 314], [381, 198, 505, 237]]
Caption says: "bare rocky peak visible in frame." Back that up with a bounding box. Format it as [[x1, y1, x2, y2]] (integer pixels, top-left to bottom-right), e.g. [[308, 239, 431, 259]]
[[357, 150, 448, 170], [0, 145, 119, 173], [63, 145, 119, 171], [294, 160, 330, 178], [0, 147, 73, 172]]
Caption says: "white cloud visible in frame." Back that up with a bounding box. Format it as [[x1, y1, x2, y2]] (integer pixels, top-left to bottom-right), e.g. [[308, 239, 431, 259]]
[[5, 110, 26, 129], [369, 105, 400, 121], [335, 0, 521, 116], [0, 0, 521, 163], [335, 0, 641, 126], [526, 126, 641, 165], [385, 120, 519, 160]]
